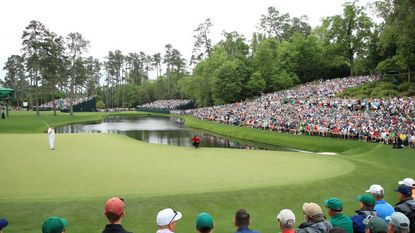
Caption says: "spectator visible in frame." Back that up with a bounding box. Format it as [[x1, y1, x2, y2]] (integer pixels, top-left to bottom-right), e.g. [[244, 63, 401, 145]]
[[0, 219, 8, 233], [328, 228, 347, 233], [324, 197, 353, 233], [296, 202, 333, 233], [366, 184, 395, 220], [195, 212, 214, 233], [394, 185, 415, 233], [363, 216, 388, 233], [398, 178, 415, 200], [386, 212, 410, 233], [42, 216, 68, 233], [277, 209, 296, 233], [156, 208, 182, 233], [102, 197, 131, 233], [351, 194, 378, 233], [233, 209, 260, 233]]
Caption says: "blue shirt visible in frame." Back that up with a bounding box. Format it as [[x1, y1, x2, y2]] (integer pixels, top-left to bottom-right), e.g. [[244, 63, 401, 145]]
[[235, 226, 260, 233], [374, 200, 395, 220]]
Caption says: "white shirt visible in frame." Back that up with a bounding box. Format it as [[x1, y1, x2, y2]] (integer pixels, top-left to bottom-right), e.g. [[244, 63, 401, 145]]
[[157, 229, 174, 233]]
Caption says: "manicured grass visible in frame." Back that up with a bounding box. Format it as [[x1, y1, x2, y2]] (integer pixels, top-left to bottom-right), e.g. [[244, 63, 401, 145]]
[[0, 111, 414, 233]]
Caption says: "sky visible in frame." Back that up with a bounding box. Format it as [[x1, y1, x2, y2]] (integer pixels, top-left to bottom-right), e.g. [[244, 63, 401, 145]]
[[0, 0, 376, 81]]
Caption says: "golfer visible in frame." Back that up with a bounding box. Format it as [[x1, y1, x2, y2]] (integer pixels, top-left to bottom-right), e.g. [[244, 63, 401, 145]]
[[48, 127, 55, 150], [191, 135, 202, 148]]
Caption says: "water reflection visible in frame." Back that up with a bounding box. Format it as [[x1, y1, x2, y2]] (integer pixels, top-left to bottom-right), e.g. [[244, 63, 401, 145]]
[[56, 116, 289, 151]]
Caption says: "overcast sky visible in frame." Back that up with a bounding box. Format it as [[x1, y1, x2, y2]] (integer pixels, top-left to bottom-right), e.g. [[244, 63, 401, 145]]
[[0, 0, 375, 81]]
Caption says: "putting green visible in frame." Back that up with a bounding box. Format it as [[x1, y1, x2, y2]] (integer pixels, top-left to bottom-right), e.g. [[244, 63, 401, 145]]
[[0, 133, 353, 201]]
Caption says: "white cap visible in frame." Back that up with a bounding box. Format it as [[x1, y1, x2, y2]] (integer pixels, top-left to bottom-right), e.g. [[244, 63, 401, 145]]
[[398, 178, 415, 188], [277, 209, 295, 225], [365, 184, 384, 194], [156, 208, 182, 226]]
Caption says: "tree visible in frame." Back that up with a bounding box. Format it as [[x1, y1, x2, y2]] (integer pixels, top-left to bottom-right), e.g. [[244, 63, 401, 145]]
[[39, 32, 67, 116], [375, 0, 415, 85], [152, 53, 162, 77], [190, 18, 213, 66], [3, 55, 27, 107], [84, 56, 101, 97], [66, 32, 89, 116], [259, 6, 291, 41], [21, 20, 49, 116], [324, 1, 373, 75]]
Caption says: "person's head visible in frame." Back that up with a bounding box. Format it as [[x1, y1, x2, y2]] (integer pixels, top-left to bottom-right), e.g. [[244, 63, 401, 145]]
[[398, 178, 415, 189], [395, 185, 412, 201], [277, 209, 295, 230], [386, 212, 410, 233], [357, 194, 375, 211], [303, 202, 324, 223], [234, 209, 250, 228], [366, 184, 385, 200], [42, 216, 68, 233], [324, 197, 343, 216], [157, 208, 182, 232], [196, 212, 214, 233], [104, 197, 125, 224], [363, 216, 388, 233], [329, 228, 347, 233], [0, 219, 8, 233]]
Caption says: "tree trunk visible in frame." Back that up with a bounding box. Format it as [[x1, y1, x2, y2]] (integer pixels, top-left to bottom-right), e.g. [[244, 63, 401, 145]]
[[52, 87, 56, 116], [408, 66, 412, 89], [35, 68, 40, 117]]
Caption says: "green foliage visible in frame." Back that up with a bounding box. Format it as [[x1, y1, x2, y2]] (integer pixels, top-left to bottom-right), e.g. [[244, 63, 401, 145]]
[[338, 75, 414, 98]]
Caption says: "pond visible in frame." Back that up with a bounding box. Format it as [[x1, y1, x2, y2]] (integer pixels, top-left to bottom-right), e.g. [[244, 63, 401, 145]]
[[56, 116, 291, 151]]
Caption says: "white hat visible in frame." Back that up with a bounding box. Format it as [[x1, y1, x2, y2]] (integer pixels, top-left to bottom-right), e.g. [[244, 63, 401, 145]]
[[277, 209, 295, 225], [156, 208, 182, 226], [365, 184, 384, 194], [398, 178, 415, 188]]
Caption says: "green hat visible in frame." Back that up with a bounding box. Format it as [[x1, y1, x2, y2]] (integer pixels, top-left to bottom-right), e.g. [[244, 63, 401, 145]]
[[42, 216, 68, 233], [323, 197, 343, 211], [363, 216, 388, 233], [196, 212, 214, 230], [357, 194, 375, 206]]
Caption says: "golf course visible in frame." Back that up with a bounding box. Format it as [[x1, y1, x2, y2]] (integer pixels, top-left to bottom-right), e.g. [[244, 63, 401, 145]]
[[0, 111, 413, 233]]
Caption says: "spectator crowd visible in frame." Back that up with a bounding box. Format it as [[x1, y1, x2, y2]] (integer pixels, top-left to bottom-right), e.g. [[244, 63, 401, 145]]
[[1, 177, 414, 233], [138, 99, 192, 110], [180, 76, 415, 148], [38, 96, 96, 111]]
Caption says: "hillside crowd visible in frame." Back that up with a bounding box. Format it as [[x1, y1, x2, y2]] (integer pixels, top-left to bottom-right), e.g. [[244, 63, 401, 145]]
[[1, 178, 414, 233], [179, 76, 415, 148], [138, 99, 192, 110]]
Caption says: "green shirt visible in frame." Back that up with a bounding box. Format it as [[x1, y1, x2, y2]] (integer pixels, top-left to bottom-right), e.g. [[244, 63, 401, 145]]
[[330, 213, 353, 233]]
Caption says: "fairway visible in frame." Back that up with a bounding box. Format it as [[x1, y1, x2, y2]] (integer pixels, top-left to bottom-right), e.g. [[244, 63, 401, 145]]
[[0, 133, 353, 201]]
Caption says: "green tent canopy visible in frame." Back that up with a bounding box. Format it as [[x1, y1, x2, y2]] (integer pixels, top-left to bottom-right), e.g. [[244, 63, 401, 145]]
[[0, 87, 15, 99]]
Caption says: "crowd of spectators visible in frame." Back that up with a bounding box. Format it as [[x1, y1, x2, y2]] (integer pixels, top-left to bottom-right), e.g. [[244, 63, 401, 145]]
[[138, 99, 192, 110], [2, 177, 414, 233], [182, 76, 415, 148], [39, 96, 95, 110]]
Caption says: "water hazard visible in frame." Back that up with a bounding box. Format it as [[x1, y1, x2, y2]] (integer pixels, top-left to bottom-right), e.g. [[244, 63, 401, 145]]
[[56, 116, 290, 151]]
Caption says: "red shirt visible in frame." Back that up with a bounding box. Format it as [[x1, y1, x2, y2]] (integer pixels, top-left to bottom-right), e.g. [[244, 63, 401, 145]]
[[191, 136, 201, 143]]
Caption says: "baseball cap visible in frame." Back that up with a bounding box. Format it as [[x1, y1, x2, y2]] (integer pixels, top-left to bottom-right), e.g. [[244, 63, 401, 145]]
[[324, 197, 343, 211], [386, 212, 410, 230], [196, 212, 214, 230], [157, 208, 182, 226], [42, 216, 68, 233], [363, 216, 388, 233], [104, 197, 125, 215], [398, 178, 415, 188], [277, 209, 295, 225], [395, 184, 413, 196], [0, 218, 8, 230], [365, 184, 384, 194], [357, 194, 375, 206], [303, 202, 323, 217]]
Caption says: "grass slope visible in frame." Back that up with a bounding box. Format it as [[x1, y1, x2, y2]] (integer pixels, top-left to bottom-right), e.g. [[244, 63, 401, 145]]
[[0, 111, 414, 233]]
